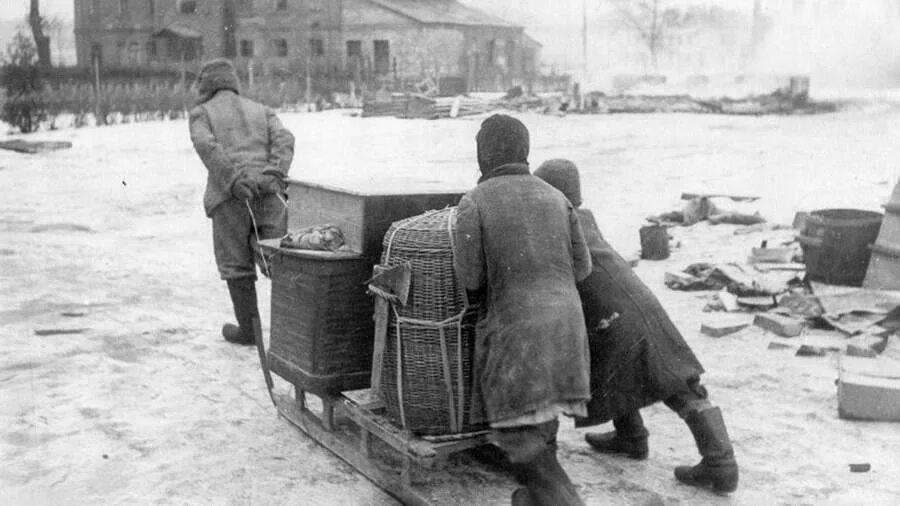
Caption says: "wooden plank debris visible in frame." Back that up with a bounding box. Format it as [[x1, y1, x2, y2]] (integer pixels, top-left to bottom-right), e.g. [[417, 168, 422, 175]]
[[701, 319, 750, 338], [795, 344, 829, 357], [717, 290, 739, 312], [680, 192, 760, 202], [846, 334, 887, 358], [34, 328, 87, 336], [754, 313, 803, 337], [0, 139, 72, 154]]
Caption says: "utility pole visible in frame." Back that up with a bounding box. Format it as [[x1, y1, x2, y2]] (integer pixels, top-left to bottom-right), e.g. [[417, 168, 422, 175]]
[[580, 0, 588, 109], [582, 0, 589, 83]]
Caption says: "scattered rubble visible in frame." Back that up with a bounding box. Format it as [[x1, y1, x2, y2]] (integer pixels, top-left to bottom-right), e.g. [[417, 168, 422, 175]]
[[360, 76, 838, 120]]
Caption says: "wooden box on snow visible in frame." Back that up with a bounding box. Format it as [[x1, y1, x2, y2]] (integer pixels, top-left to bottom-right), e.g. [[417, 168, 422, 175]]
[[838, 356, 900, 422], [286, 179, 464, 258], [260, 239, 375, 395]]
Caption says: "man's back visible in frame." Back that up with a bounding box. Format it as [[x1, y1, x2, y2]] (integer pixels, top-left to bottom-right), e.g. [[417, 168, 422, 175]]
[[468, 174, 588, 304], [454, 165, 591, 424], [196, 91, 271, 171]]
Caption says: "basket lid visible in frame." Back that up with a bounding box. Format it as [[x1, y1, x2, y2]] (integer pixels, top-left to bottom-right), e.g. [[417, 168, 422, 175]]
[[258, 239, 364, 260]]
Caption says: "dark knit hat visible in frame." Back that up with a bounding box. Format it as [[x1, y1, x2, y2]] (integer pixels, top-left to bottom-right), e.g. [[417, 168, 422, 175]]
[[475, 114, 530, 173], [534, 159, 582, 207], [196, 58, 240, 103]]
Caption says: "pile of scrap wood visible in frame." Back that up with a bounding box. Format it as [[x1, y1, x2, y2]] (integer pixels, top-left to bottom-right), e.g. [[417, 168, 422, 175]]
[[361, 94, 410, 118], [575, 91, 834, 116], [362, 93, 495, 119]]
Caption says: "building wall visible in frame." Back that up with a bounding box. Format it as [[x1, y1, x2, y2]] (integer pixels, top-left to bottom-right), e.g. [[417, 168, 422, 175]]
[[72, 0, 538, 90], [232, 0, 342, 76], [74, 0, 225, 69]]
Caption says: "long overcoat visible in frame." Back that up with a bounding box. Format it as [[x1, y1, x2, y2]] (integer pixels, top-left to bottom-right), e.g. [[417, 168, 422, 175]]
[[574, 209, 705, 427], [453, 163, 593, 424]]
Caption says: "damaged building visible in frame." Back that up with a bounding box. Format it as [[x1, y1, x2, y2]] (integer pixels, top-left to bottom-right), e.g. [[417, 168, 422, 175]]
[[72, 0, 541, 91]]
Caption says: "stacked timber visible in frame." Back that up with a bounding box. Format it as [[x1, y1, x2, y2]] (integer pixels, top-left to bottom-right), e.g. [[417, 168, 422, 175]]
[[361, 94, 410, 118]]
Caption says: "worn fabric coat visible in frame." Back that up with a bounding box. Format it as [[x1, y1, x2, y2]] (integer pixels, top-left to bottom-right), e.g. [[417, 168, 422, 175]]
[[189, 90, 295, 217], [573, 209, 705, 427], [453, 163, 593, 424]]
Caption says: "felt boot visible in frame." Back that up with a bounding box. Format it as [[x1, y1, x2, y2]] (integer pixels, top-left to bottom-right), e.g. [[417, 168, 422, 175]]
[[513, 447, 584, 506], [223, 278, 259, 345], [674, 407, 739, 493], [584, 411, 649, 460]]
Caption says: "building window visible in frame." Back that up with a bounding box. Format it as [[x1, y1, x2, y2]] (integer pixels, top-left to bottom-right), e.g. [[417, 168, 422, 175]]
[[373, 40, 389, 75], [346, 40, 361, 59], [487, 39, 496, 65], [240, 39, 254, 57], [180, 0, 197, 14], [90, 43, 103, 65], [146, 40, 157, 59], [310, 38, 324, 57], [271, 38, 288, 57], [276, 0, 287, 11], [116, 41, 126, 64]]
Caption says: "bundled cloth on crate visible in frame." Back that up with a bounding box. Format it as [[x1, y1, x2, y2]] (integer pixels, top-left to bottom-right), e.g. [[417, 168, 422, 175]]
[[280, 224, 346, 252], [374, 207, 485, 437]]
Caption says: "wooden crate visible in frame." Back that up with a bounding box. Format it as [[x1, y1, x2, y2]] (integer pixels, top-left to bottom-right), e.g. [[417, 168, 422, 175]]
[[286, 180, 464, 258], [838, 356, 900, 422], [261, 240, 375, 395]]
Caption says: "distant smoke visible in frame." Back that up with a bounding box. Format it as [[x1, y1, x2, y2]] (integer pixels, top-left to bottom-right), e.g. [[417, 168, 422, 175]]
[[748, 1, 900, 87]]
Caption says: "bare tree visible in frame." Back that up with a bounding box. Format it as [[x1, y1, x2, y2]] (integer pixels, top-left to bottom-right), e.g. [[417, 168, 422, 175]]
[[610, 0, 682, 72], [28, 0, 52, 66]]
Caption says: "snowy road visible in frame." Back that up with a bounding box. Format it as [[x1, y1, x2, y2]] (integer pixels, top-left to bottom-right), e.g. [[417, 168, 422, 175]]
[[2, 105, 900, 504]]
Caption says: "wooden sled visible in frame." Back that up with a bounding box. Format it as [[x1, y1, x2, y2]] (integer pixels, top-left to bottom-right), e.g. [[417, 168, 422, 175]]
[[274, 385, 501, 505]]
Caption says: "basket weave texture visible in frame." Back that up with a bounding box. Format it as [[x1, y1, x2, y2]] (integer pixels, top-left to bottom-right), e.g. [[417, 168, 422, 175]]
[[379, 207, 485, 435], [268, 250, 374, 394]]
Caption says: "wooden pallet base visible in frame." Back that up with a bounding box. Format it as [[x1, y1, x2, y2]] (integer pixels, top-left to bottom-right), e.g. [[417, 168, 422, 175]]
[[274, 387, 493, 505]]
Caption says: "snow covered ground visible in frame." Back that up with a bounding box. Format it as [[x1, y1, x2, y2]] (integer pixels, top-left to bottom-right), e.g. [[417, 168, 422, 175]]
[[2, 104, 900, 505]]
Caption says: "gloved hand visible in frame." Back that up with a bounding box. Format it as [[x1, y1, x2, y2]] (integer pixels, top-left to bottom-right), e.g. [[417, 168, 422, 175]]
[[252, 169, 288, 195], [231, 175, 259, 201]]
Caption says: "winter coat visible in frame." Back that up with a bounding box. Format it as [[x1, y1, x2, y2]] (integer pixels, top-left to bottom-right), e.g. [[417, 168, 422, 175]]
[[452, 163, 593, 424], [573, 209, 705, 427], [189, 90, 295, 217]]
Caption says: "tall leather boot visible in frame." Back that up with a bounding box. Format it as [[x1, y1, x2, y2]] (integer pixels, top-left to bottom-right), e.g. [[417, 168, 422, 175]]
[[222, 278, 259, 346], [511, 447, 584, 506], [674, 407, 739, 494], [584, 411, 649, 460]]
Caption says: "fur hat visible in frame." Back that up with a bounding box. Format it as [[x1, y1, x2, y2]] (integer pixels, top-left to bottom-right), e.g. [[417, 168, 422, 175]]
[[196, 59, 239, 103], [475, 114, 530, 173], [534, 159, 583, 207]]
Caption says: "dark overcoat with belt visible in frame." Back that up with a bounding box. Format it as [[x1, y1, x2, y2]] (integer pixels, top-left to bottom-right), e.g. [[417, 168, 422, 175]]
[[452, 163, 593, 424], [574, 209, 705, 427]]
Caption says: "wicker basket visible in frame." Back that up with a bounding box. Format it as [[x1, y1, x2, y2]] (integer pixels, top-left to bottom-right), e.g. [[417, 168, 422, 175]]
[[379, 207, 486, 436], [261, 240, 374, 395]]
